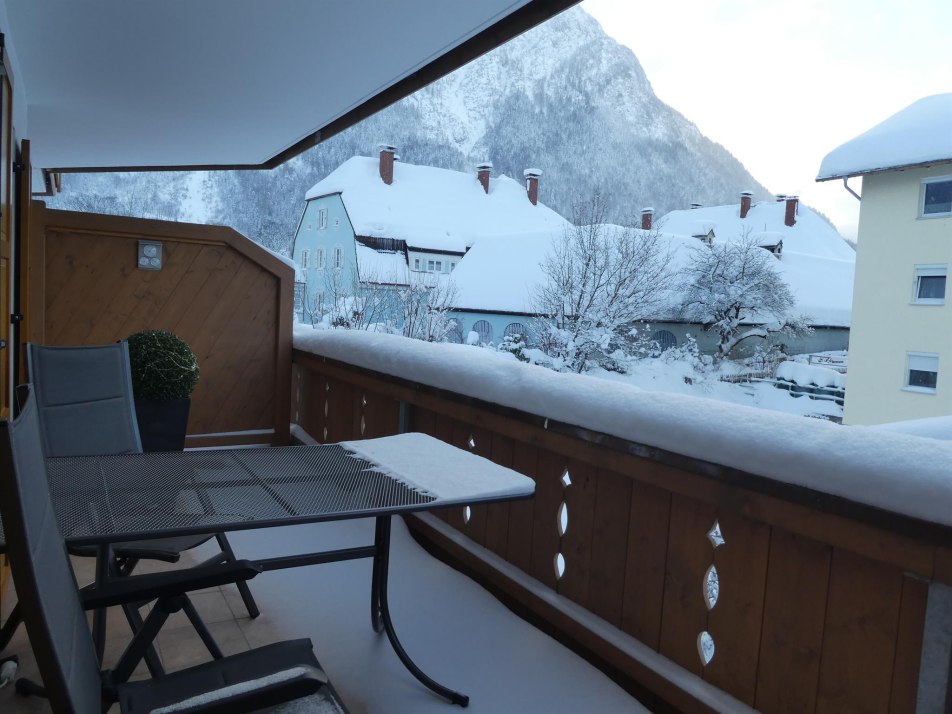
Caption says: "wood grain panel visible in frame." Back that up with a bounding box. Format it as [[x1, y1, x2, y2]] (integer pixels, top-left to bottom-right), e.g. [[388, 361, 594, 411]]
[[557, 460, 596, 605], [889, 575, 928, 713], [816, 549, 903, 714], [659, 495, 717, 676], [31, 205, 293, 446], [507, 442, 538, 574], [755, 529, 831, 714], [484, 434, 514, 558], [704, 512, 770, 705], [529, 449, 565, 589], [621, 481, 671, 649], [585, 468, 632, 626]]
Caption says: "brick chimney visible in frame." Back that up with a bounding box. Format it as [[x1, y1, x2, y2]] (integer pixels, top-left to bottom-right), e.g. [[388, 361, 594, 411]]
[[740, 191, 753, 219], [690, 202, 703, 210], [476, 162, 493, 194], [378, 144, 397, 185], [524, 168, 542, 206], [641, 207, 654, 230], [784, 195, 799, 227]]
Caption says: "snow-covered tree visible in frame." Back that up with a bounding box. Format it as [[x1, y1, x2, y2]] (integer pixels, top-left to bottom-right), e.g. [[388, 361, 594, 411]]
[[398, 274, 459, 342], [678, 235, 811, 358], [534, 194, 675, 373]]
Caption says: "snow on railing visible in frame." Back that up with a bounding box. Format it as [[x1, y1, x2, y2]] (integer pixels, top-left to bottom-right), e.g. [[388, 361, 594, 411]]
[[294, 327, 952, 527]]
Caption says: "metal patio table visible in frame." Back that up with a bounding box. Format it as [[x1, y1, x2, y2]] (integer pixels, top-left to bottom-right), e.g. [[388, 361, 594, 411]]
[[0, 432, 535, 707]]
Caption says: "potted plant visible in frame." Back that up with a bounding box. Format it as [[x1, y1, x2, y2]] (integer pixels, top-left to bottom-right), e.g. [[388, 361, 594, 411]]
[[126, 330, 200, 452]]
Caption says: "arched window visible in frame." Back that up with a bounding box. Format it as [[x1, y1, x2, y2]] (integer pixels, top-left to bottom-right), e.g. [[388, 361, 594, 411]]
[[472, 320, 493, 345], [445, 321, 463, 344], [652, 329, 677, 352], [503, 322, 527, 340]]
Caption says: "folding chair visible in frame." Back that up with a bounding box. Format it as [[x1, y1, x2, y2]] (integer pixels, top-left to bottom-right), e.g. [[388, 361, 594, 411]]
[[0, 386, 328, 713], [23, 342, 259, 671]]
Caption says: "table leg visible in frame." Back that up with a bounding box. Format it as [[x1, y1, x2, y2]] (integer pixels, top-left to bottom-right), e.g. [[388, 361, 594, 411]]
[[92, 544, 111, 661], [372, 516, 469, 707]]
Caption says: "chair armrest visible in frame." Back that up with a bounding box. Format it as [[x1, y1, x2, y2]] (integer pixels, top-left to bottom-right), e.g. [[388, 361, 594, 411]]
[[81, 560, 262, 610]]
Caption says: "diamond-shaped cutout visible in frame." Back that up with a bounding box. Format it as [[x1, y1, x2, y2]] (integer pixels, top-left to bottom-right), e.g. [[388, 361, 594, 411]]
[[561, 469, 572, 488], [467, 435, 476, 449], [361, 394, 367, 407], [707, 520, 725, 549]]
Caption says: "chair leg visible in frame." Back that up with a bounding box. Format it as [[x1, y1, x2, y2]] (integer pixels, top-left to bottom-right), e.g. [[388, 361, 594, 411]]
[[118, 600, 165, 677], [0, 603, 21, 651], [215, 533, 259, 618], [181, 597, 224, 659]]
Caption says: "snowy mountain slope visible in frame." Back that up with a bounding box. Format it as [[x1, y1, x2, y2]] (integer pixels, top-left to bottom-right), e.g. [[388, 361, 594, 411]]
[[52, 7, 772, 255]]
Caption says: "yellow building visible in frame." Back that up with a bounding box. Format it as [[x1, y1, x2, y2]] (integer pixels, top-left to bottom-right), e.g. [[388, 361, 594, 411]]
[[818, 94, 952, 425]]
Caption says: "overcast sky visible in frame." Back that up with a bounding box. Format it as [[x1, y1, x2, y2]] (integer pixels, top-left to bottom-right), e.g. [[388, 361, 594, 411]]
[[581, 0, 952, 240]]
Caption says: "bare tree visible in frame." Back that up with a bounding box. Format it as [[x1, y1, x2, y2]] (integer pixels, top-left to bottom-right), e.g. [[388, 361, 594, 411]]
[[399, 274, 459, 342], [678, 234, 811, 358], [534, 194, 675, 372]]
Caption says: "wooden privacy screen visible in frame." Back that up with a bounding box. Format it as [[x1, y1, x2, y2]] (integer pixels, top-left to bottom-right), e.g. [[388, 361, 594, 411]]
[[26, 203, 294, 447], [292, 349, 952, 714]]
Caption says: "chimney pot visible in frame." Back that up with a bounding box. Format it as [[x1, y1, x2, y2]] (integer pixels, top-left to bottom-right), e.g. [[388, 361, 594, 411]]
[[524, 168, 542, 206], [377, 144, 397, 185], [641, 207, 654, 230], [775, 193, 786, 202], [784, 195, 799, 227], [740, 191, 753, 219], [476, 162, 493, 194], [690, 202, 703, 210]]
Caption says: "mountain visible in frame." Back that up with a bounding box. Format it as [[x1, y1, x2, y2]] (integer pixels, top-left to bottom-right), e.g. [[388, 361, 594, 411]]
[[50, 7, 770, 255]]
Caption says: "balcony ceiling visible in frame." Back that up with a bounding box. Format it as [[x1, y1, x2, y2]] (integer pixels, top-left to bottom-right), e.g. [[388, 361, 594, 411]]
[[0, 0, 576, 177]]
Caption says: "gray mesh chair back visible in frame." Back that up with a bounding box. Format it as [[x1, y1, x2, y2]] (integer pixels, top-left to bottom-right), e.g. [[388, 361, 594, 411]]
[[0, 387, 103, 713], [26, 342, 142, 457]]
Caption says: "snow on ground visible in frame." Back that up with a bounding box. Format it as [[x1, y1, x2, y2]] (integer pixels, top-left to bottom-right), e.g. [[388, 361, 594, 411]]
[[296, 327, 952, 527]]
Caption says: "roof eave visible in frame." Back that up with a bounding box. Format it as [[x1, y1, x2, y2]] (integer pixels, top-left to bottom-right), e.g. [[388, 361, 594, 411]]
[[816, 156, 952, 183]]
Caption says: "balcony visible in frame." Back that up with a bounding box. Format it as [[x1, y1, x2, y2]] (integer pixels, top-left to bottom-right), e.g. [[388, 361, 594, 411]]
[[2, 208, 952, 712]]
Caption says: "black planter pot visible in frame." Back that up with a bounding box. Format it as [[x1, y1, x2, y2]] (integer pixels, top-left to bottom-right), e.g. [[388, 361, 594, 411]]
[[134, 397, 191, 452]]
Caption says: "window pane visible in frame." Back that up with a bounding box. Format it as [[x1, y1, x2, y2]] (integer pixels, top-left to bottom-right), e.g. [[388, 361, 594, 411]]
[[924, 180, 952, 215], [909, 369, 938, 389], [918, 275, 946, 300]]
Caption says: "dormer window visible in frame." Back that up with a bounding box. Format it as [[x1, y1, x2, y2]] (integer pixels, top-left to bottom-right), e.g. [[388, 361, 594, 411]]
[[921, 176, 952, 217]]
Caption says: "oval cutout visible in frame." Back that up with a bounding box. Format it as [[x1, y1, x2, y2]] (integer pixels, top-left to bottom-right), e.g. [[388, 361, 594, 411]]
[[697, 631, 715, 666], [554, 553, 566, 580]]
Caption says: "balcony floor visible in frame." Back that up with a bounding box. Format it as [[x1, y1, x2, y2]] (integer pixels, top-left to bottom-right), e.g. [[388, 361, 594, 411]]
[[1, 517, 647, 713]]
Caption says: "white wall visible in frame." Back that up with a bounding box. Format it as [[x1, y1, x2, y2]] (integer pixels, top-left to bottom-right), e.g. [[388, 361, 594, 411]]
[[844, 164, 952, 425]]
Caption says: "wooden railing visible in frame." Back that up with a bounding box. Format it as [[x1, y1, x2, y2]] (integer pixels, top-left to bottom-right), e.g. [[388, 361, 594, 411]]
[[292, 346, 952, 713]]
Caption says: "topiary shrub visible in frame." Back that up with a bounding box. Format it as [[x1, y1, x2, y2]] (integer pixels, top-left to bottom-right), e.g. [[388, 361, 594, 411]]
[[126, 330, 200, 401]]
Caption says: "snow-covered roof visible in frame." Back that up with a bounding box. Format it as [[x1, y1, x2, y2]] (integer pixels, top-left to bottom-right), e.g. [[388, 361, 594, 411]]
[[817, 93, 952, 180], [305, 156, 567, 254], [454, 201, 855, 325], [355, 244, 409, 285]]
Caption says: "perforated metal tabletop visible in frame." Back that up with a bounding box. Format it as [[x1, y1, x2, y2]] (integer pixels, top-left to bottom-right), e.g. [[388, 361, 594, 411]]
[[0, 444, 435, 547]]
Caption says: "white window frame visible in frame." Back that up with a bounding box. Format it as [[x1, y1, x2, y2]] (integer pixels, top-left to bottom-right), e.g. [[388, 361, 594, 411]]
[[300, 249, 309, 270], [427, 259, 435, 272], [316, 248, 325, 270], [414, 258, 420, 271], [920, 175, 952, 218], [904, 352, 939, 394], [318, 208, 328, 229], [334, 246, 343, 270], [913, 264, 946, 305]]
